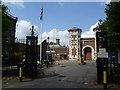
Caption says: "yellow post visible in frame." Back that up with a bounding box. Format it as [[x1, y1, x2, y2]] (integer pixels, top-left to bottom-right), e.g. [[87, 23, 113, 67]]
[[103, 65, 107, 89], [103, 71, 107, 84], [19, 67, 23, 82]]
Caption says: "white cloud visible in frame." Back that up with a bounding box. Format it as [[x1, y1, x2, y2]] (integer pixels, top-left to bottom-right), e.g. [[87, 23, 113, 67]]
[[15, 21, 69, 45], [16, 20, 100, 46], [40, 29, 69, 46], [81, 22, 99, 38], [41, 22, 100, 46], [15, 20, 38, 39]]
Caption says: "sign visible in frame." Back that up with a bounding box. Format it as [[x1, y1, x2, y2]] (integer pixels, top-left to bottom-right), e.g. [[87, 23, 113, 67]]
[[98, 48, 108, 58]]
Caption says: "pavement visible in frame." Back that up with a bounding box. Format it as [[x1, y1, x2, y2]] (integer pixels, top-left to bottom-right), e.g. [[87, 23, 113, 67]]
[[1, 60, 120, 89]]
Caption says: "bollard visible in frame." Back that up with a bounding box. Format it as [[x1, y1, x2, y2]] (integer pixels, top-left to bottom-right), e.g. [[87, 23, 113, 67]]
[[103, 65, 107, 89], [19, 66, 23, 82], [18, 63, 23, 82]]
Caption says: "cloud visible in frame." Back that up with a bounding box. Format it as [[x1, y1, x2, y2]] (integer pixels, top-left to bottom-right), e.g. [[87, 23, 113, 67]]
[[81, 22, 98, 38], [15, 20, 38, 39], [15, 21, 69, 45], [41, 22, 99, 45], [41, 29, 69, 46], [16, 20, 99, 46]]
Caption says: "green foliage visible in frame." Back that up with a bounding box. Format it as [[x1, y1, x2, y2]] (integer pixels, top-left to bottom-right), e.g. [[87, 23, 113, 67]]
[[2, 3, 11, 39], [103, 2, 120, 52]]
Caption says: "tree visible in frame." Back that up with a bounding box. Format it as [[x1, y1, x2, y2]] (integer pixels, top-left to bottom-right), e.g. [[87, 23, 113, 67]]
[[2, 3, 11, 39], [103, 2, 120, 52]]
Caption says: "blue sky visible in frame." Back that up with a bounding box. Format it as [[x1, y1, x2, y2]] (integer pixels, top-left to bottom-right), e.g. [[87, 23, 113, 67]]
[[4, 2, 107, 45], [5, 2, 106, 31]]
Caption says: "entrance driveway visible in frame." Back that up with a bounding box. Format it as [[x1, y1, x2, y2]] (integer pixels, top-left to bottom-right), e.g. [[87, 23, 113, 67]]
[[3, 60, 100, 88]]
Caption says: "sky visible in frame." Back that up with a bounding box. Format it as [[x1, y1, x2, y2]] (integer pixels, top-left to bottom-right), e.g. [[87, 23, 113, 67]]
[[3, 1, 108, 46]]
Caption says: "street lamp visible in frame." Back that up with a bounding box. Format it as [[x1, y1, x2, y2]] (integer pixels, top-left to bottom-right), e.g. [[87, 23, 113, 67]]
[[47, 37, 50, 60], [93, 19, 103, 32]]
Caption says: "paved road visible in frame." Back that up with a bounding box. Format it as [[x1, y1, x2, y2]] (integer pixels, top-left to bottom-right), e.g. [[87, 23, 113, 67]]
[[3, 60, 120, 89], [3, 60, 101, 88]]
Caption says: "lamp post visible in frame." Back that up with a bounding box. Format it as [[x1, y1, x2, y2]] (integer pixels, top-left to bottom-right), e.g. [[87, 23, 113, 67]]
[[47, 37, 50, 60]]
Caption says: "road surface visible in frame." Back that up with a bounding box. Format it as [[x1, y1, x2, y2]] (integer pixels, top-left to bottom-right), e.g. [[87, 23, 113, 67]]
[[3, 60, 103, 88]]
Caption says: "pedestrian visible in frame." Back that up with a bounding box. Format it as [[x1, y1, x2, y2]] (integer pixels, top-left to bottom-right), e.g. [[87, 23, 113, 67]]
[[78, 57, 82, 65], [81, 56, 86, 65], [78, 55, 85, 65], [46, 60, 50, 68], [44, 59, 49, 68]]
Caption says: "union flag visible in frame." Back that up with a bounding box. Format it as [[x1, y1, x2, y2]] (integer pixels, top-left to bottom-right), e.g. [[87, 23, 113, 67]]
[[40, 8, 43, 20]]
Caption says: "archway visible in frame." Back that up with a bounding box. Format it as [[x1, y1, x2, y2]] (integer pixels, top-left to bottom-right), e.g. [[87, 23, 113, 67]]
[[82, 45, 95, 60], [84, 47, 92, 60]]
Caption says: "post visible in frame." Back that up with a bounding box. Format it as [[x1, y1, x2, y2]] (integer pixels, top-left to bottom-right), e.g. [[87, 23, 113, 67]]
[[40, 8, 43, 68], [19, 66, 23, 82], [18, 63, 23, 82], [40, 21, 43, 68], [103, 65, 107, 89], [47, 37, 49, 61]]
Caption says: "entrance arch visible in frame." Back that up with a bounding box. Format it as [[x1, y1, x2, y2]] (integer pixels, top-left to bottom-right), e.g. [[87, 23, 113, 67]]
[[82, 45, 95, 60], [84, 47, 92, 60]]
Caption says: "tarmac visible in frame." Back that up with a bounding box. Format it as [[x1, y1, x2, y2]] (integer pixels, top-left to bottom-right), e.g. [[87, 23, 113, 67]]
[[1, 60, 120, 89]]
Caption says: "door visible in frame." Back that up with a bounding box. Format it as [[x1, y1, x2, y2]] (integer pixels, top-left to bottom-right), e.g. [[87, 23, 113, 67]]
[[84, 47, 92, 60]]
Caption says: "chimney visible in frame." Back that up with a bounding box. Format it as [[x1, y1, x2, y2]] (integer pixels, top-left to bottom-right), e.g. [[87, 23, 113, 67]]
[[56, 39, 60, 45]]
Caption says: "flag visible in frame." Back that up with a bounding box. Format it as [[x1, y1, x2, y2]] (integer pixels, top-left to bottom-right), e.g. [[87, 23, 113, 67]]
[[40, 8, 43, 20]]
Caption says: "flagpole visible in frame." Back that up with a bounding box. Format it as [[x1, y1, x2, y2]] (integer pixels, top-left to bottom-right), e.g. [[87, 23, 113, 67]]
[[40, 8, 43, 68], [40, 20, 42, 68]]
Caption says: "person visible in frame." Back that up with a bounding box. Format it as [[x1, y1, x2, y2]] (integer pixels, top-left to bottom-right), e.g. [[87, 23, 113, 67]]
[[44, 59, 49, 68], [81, 56, 86, 65], [78, 56, 82, 65], [46, 60, 50, 68], [78, 55, 85, 65]]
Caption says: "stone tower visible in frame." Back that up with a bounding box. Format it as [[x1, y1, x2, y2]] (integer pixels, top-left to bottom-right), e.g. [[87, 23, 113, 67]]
[[68, 27, 82, 60]]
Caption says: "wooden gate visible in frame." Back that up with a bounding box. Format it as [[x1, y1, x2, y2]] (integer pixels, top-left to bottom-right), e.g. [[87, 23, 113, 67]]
[[84, 47, 92, 60]]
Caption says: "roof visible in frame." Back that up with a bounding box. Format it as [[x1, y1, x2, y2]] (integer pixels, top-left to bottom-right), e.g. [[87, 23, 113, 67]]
[[68, 27, 82, 32], [7, 14, 18, 20]]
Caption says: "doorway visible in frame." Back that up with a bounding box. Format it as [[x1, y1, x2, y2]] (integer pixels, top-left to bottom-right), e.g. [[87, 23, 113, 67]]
[[84, 47, 92, 60]]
